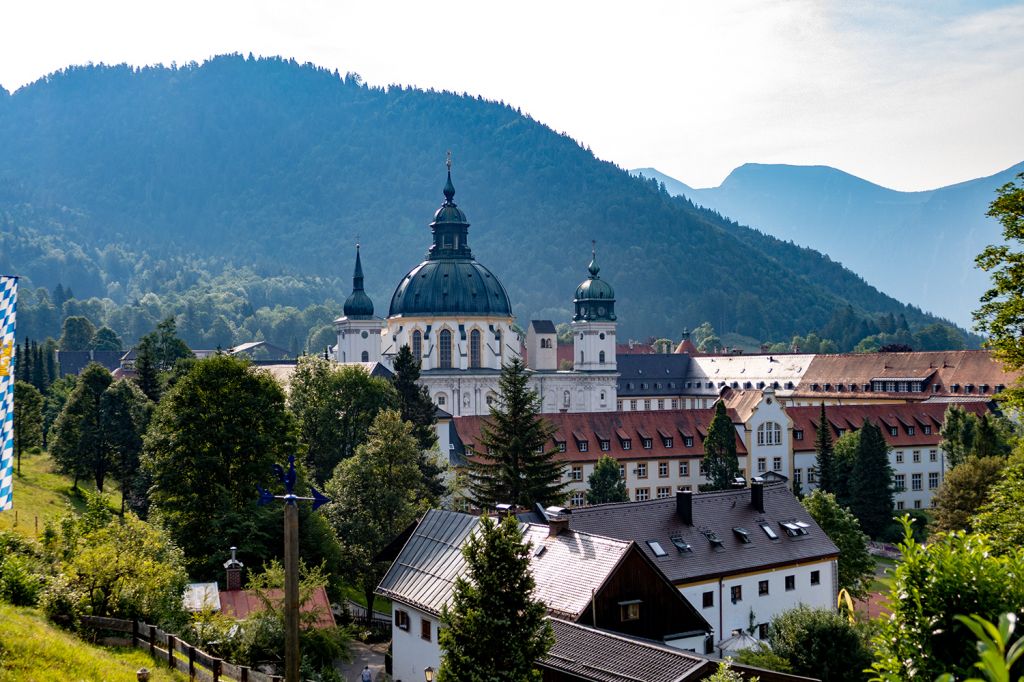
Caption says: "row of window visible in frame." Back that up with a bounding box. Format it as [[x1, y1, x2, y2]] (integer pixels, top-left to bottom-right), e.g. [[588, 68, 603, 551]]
[[893, 472, 941, 491], [894, 449, 939, 463], [701, 571, 821, 608], [554, 434, 695, 453], [567, 460, 698, 482], [410, 327, 501, 369], [617, 398, 681, 410]]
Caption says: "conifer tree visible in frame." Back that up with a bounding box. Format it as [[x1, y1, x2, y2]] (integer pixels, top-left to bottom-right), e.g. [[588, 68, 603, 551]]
[[438, 513, 553, 682], [391, 344, 445, 500], [133, 338, 161, 402], [44, 339, 58, 386], [468, 358, 567, 508], [814, 403, 835, 493], [31, 340, 46, 391], [702, 400, 740, 491], [20, 339, 33, 388], [586, 455, 628, 504], [849, 419, 894, 538]]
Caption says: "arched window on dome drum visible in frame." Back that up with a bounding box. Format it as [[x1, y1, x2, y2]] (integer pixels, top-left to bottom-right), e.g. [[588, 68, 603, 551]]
[[439, 329, 453, 368], [412, 330, 422, 362], [470, 329, 481, 368], [361, 351, 369, 362], [599, 350, 605, 364]]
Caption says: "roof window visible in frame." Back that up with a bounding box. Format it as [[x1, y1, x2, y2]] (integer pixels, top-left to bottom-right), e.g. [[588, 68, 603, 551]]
[[646, 540, 668, 557], [780, 521, 809, 537], [670, 536, 692, 553], [701, 530, 724, 548], [760, 523, 779, 539], [533, 545, 547, 558], [733, 527, 751, 544]]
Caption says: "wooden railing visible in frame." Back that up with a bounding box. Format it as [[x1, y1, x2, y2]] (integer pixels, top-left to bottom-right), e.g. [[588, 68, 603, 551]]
[[80, 615, 283, 682]]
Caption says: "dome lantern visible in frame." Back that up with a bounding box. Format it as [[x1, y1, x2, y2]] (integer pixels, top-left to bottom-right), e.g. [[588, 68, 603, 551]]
[[573, 242, 616, 322]]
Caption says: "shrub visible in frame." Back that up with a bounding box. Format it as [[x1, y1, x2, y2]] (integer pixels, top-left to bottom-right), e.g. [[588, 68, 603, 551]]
[[39, 573, 86, 629], [0, 554, 44, 606]]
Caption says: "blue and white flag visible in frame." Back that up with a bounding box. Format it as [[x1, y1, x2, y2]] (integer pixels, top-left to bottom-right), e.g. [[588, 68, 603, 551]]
[[0, 275, 17, 512]]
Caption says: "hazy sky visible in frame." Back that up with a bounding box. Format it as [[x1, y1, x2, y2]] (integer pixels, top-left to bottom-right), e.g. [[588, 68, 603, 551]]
[[2, 0, 1022, 190]]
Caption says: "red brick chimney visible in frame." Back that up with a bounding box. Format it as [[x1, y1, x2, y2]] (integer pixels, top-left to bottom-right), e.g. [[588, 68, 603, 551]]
[[224, 546, 244, 591]]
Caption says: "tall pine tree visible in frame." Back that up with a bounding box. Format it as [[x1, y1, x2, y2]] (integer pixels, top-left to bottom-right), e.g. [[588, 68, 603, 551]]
[[849, 419, 895, 538], [814, 402, 836, 493], [468, 358, 567, 508], [702, 400, 740, 491], [438, 513, 553, 682]]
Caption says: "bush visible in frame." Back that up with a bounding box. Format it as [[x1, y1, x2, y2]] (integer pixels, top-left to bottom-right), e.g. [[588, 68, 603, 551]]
[[0, 554, 44, 606], [39, 573, 85, 629], [766, 606, 872, 681]]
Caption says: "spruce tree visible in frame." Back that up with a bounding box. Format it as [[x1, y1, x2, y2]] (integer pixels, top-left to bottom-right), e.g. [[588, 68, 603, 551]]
[[133, 337, 161, 402], [44, 339, 58, 386], [20, 339, 33, 389], [31, 340, 46, 391], [586, 455, 628, 504], [702, 400, 740, 491], [849, 419, 894, 538], [468, 358, 567, 508], [814, 403, 836, 493], [391, 344, 445, 500], [438, 513, 553, 682]]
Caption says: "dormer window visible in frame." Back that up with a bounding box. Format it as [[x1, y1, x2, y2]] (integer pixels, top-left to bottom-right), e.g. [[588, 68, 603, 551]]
[[889, 427, 898, 437], [663, 437, 674, 448], [577, 440, 589, 452], [621, 439, 632, 450], [557, 441, 566, 452], [907, 426, 915, 436], [600, 440, 610, 451], [923, 425, 932, 435], [794, 430, 804, 441], [684, 436, 694, 448], [642, 438, 653, 449]]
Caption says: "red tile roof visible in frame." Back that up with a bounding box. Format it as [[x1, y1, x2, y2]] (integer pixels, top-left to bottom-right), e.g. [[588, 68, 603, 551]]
[[454, 409, 746, 463], [786, 402, 990, 451], [219, 586, 335, 630]]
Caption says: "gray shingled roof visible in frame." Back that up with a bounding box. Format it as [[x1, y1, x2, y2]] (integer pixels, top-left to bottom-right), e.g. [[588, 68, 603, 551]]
[[617, 354, 691, 397], [542, 619, 711, 682], [530, 320, 557, 334], [569, 485, 839, 584]]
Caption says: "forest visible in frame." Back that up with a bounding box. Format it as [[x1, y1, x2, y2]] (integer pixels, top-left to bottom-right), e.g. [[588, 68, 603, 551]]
[[0, 55, 975, 351]]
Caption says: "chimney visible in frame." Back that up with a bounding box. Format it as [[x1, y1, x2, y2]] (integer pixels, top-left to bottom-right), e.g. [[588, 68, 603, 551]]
[[751, 481, 765, 513], [548, 515, 570, 537], [676, 489, 693, 525], [224, 546, 244, 591]]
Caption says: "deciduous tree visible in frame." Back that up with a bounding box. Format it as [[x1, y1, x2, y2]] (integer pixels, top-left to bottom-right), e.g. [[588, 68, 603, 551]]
[[764, 606, 872, 682], [90, 326, 123, 351], [586, 455, 628, 505], [932, 456, 1006, 534], [99, 380, 152, 514], [324, 409, 427, 614], [49, 363, 113, 490], [13, 381, 43, 475], [801, 490, 873, 599], [971, 453, 1024, 555], [701, 400, 740, 491], [58, 316, 96, 351], [438, 513, 553, 682], [468, 358, 567, 508]]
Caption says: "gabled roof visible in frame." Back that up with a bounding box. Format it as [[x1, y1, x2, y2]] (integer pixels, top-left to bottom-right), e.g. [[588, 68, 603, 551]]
[[530, 320, 557, 334], [569, 485, 838, 585], [617, 354, 690, 397], [453, 410, 746, 464], [219, 586, 335, 629], [55, 350, 124, 377], [786, 402, 990, 450]]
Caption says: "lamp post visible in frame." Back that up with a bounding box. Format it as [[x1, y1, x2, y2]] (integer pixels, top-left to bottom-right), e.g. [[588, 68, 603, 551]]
[[257, 454, 331, 682]]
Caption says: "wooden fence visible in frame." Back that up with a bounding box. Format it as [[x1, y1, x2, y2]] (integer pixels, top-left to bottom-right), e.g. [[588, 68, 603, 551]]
[[80, 615, 283, 682]]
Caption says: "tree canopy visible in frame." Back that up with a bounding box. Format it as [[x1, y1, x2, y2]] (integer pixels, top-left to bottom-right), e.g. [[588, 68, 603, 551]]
[[49, 362, 113, 490], [701, 400, 739, 491], [931, 456, 1007, 535], [12, 381, 43, 475], [801, 490, 873, 599], [586, 455, 629, 505]]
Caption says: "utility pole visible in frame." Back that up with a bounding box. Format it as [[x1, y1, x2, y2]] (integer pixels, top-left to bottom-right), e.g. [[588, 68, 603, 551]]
[[258, 454, 330, 682]]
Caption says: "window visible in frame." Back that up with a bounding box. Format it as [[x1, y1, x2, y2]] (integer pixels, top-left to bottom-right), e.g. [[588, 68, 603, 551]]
[[794, 429, 804, 441], [671, 399, 679, 409], [470, 329, 481, 368], [912, 450, 921, 463], [557, 441, 566, 453], [619, 464, 625, 479], [785, 575, 795, 591], [646, 540, 666, 557], [622, 439, 632, 451], [630, 400, 638, 411], [439, 329, 452, 368], [929, 472, 939, 489], [421, 618, 432, 641], [908, 426, 916, 436], [570, 465, 583, 481], [894, 474, 906, 492], [758, 580, 769, 596], [635, 487, 650, 501], [794, 468, 802, 484], [733, 527, 751, 543], [617, 400, 623, 410], [619, 601, 641, 621], [890, 426, 899, 437], [642, 438, 653, 449], [663, 437, 674, 448], [895, 452, 904, 464], [758, 623, 769, 639], [395, 609, 410, 631], [679, 461, 689, 477], [437, 394, 446, 406], [914, 499, 922, 509], [912, 473, 922, 491], [924, 425, 932, 435], [657, 486, 672, 499], [757, 458, 766, 473], [773, 457, 782, 471], [684, 436, 694, 448], [760, 523, 778, 540], [896, 500, 905, 510], [411, 330, 422, 360], [644, 400, 651, 411], [930, 449, 938, 462], [600, 440, 610, 452], [730, 585, 742, 603], [807, 467, 817, 484], [578, 440, 588, 452], [757, 422, 782, 446], [702, 591, 714, 608], [361, 350, 369, 362], [810, 570, 820, 585], [599, 350, 606, 364], [636, 462, 648, 478], [658, 461, 669, 477], [570, 491, 585, 506], [657, 399, 664, 410]]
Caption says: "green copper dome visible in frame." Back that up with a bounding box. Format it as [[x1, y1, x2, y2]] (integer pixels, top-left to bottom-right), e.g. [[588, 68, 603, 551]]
[[343, 245, 374, 318], [573, 249, 616, 321], [388, 169, 513, 318]]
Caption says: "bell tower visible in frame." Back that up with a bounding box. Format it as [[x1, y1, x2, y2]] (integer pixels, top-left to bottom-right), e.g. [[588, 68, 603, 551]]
[[571, 243, 616, 372], [335, 244, 383, 364]]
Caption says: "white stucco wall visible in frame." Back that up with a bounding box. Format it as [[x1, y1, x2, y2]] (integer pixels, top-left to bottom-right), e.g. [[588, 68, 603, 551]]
[[390, 603, 442, 682]]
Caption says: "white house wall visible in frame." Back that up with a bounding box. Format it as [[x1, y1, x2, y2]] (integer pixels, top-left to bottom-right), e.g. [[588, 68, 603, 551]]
[[390, 603, 442, 682]]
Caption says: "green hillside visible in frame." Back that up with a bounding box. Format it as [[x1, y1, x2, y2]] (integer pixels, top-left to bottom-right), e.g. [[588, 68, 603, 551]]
[[0, 55, 971, 349], [0, 604, 185, 681]]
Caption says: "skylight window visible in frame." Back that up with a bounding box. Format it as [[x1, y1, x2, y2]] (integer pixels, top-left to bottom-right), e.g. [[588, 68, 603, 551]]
[[646, 540, 668, 557], [781, 521, 809, 537], [733, 527, 751, 544], [760, 524, 779, 539], [670, 536, 692, 553], [701, 530, 724, 548], [533, 545, 547, 558]]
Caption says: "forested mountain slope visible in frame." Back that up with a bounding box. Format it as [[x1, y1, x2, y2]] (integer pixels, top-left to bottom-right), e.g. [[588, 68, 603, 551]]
[[0, 56, 971, 349], [634, 161, 1023, 328]]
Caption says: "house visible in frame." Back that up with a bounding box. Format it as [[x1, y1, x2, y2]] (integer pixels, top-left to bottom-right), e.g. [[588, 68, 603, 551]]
[[450, 409, 748, 507], [55, 349, 124, 377], [787, 401, 991, 508], [376, 509, 712, 682], [568, 484, 839, 648]]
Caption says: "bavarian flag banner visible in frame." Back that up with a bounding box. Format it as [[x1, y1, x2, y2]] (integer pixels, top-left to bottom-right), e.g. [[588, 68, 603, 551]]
[[0, 275, 17, 512]]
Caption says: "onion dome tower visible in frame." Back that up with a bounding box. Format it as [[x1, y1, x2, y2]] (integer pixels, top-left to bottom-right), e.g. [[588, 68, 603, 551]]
[[334, 244, 382, 364], [572, 243, 617, 371]]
